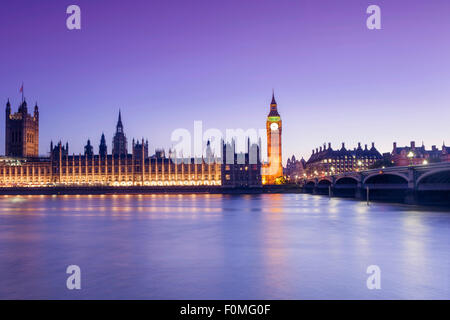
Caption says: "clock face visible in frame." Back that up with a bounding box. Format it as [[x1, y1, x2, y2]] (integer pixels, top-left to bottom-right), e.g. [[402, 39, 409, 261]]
[[270, 123, 279, 131]]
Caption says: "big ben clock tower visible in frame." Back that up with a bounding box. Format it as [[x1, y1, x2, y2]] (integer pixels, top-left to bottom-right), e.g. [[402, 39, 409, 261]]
[[263, 92, 283, 184]]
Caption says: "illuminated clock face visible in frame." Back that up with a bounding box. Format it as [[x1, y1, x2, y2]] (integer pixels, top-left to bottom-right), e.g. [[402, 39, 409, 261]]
[[270, 123, 279, 131]]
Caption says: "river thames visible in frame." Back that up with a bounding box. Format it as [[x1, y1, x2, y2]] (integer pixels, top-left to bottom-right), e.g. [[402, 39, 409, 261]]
[[0, 193, 448, 299]]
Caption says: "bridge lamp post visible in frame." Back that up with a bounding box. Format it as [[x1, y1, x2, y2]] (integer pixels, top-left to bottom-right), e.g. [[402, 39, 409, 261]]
[[357, 160, 362, 171], [407, 151, 415, 166]]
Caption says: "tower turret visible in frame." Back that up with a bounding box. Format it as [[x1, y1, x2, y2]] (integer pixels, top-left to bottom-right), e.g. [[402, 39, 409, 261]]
[[99, 133, 107, 157], [5, 97, 39, 157], [112, 110, 128, 156], [84, 139, 93, 156], [19, 99, 28, 114], [6, 99, 11, 117], [117, 110, 124, 133], [34, 102, 39, 119]]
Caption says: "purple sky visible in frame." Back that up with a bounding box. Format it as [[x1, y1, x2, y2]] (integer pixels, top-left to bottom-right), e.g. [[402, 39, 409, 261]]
[[1, 0, 450, 163]]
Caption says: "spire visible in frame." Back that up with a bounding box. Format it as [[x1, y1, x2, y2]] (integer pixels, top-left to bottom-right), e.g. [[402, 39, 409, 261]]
[[116, 109, 124, 134], [268, 90, 280, 117], [117, 109, 123, 126], [271, 89, 276, 105], [6, 98, 10, 107]]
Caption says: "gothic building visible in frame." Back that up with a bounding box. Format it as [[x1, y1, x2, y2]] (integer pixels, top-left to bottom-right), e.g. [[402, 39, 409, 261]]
[[0, 105, 261, 188], [112, 111, 127, 156], [305, 142, 383, 177], [5, 99, 39, 157], [390, 141, 450, 166], [221, 139, 262, 187], [285, 155, 306, 182], [262, 92, 283, 184], [132, 138, 149, 159]]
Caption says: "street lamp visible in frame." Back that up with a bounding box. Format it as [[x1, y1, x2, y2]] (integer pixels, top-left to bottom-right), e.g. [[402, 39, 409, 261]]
[[407, 151, 414, 166], [357, 160, 362, 171]]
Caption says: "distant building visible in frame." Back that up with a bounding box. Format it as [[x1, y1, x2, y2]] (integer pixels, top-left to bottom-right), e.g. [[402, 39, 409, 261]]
[[285, 155, 306, 182], [5, 99, 39, 157], [391, 141, 450, 166], [305, 142, 382, 177]]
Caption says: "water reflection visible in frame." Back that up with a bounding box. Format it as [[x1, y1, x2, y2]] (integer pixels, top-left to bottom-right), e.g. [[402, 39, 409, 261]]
[[0, 194, 448, 299]]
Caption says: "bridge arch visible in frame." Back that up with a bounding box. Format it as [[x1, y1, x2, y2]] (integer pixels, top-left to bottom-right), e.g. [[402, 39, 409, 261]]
[[415, 168, 450, 205], [363, 172, 408, 185], [303, 180, 316, 194], [318, 178, 332, 185], [335, 176, 358, 185], [416, 168, 450, 185]]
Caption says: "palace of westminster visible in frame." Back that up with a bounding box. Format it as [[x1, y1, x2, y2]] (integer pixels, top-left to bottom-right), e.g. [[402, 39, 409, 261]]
[[0, 94, 288, 188]]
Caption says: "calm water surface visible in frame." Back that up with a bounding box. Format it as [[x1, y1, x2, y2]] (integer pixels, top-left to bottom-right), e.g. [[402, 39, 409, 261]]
[[0, 193, 449, 299]]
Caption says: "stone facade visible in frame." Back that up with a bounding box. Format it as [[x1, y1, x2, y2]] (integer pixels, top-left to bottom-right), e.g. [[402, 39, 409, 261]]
[[285, 155, 306, 182], [391, 141, 450, 166], [221, 140, 262, 187], [1, 108, 261, 188], [305, 142, 382, 178]]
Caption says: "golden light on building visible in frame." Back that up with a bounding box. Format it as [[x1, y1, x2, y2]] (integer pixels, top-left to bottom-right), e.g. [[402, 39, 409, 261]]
[[262, 92, 283, 185]]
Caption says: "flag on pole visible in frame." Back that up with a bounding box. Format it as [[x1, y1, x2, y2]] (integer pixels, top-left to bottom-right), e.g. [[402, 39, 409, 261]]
[[19, 83, 24, 102]]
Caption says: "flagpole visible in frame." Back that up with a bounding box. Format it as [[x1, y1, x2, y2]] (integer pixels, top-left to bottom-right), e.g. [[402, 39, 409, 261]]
[[20, 82, 24, 103]]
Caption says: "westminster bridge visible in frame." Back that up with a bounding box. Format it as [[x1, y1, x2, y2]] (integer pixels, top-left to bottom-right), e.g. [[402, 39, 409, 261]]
[[302, 162, 450, 205]]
